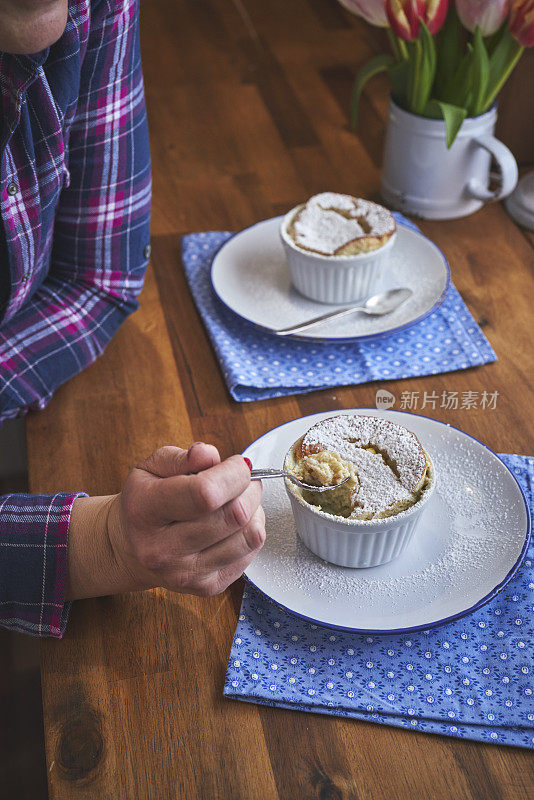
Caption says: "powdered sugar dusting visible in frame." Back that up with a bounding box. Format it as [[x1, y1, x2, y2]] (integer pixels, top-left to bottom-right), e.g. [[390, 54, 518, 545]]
[[300, 415, 426, 515], [256, 457, 512, 610], [291, 193, 395, 256]]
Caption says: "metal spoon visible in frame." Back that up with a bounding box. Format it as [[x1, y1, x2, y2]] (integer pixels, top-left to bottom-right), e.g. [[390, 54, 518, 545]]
[[250, 468, 350, 493], [273, 287, 413, 336]]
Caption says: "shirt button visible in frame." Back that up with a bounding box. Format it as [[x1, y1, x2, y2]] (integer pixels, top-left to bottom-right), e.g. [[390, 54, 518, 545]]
[[6, 182, 18, 196], [143, 243, 151, 260], [21, 274, 29, 282]]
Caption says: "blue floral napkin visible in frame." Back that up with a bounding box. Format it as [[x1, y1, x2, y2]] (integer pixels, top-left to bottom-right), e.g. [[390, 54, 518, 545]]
[[181, 215, 496, 402], [224, 454, 533, 749]]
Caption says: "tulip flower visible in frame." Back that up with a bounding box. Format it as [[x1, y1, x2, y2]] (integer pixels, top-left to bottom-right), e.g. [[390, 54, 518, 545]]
[[509, 0, 534, 45], [386, 0, 450, 40], [338, 0, 389, 26], [456, 0, 510, 36]]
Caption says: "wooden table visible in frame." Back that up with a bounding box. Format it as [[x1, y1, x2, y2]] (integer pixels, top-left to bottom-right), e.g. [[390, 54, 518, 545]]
[[32, 2, 534, 797]]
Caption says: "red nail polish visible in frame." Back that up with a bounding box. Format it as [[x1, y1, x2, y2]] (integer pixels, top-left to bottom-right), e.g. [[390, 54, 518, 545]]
[[244, 457, 252, 471]]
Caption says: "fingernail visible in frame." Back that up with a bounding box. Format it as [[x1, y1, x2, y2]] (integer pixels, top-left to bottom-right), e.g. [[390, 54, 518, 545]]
[[188, 441, 203, 455], [244, 457, 252, 471]]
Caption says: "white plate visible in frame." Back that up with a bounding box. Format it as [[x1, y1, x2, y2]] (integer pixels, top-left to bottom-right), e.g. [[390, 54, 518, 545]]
[[243, 409, 531, 633], [211, 217, 450, 342]]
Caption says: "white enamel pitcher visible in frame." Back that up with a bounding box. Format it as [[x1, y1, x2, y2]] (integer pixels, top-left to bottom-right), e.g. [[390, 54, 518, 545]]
[[381, 101, 518, 220]]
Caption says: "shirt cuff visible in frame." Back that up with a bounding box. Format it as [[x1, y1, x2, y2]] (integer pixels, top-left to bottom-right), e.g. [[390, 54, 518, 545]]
[[0, 376, 29, 423], [0, 491, 88, 637]]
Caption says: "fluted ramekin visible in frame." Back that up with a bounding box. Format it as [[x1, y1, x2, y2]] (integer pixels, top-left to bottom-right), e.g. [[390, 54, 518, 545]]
[[280, 204, 397, 304], [284, 449, 435, 569]]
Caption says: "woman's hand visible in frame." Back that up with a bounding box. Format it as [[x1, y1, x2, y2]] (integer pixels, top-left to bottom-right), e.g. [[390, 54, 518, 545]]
[[66, 443, 265, 600]]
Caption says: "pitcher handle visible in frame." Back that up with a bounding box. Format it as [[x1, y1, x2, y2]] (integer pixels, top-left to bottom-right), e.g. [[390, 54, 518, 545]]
[[466, 135, 518, 202]]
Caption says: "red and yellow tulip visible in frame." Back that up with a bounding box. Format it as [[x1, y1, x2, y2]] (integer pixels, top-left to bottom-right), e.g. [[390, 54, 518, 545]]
[[386, 0, 450, 40], [509, 0, 534, 45]]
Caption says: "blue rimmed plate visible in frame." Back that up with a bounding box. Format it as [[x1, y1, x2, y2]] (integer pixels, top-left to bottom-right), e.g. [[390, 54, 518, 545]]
[[243, 409, 531, 633], [211, 217, 450, 343]]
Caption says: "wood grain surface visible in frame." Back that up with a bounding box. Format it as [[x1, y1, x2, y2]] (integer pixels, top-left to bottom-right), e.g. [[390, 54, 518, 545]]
[[31, 1, 534, 798]]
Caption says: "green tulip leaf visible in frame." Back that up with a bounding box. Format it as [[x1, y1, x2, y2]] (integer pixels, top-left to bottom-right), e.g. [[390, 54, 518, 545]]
[[389, 59, 411, 108], [485, 19, 508, 56], [417, 22, 437, 114], [484, 27, 524, 111], [435, 4, 463, 96], [435, 101, 468, 148], [422, 99, 441, 119], [488, 27, 517, 87], [471, 27, 490, 116], [351, 54, 396, 129], [407, 39, 423, 113], [439, 48, 472, 108]]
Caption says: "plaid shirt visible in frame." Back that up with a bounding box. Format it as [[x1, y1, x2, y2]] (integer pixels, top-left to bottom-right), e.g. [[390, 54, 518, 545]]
[[0, 0, 151, 636]]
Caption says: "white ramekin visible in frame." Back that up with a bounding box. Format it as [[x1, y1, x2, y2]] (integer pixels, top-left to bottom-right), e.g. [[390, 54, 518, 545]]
[[280, 204, 397, 304], [284, 451, 435, 569]]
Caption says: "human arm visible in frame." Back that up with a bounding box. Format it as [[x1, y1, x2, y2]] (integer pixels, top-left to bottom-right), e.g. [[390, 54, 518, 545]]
[[0, 443, 265, 635], [66, 443, 265, 600]]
